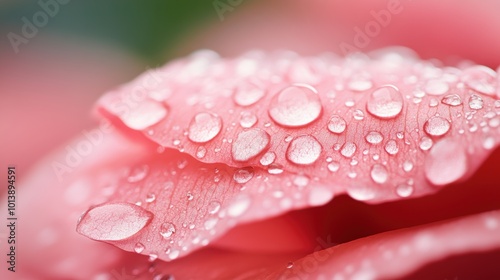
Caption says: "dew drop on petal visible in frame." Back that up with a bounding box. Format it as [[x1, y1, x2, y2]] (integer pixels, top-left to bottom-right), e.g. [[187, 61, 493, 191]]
[[286, 135, 322, 165], [425, 138, 467, 186], [441, 94, 462, 106], [160, 222, 176, 239], [233, 82, 266, 106], [468, 94, 484, 110], [308, 186, 334, 206], [483, 136, 495, 150], [77, 203, 153, 241], [370, 164, 389, 184], [233, 167, 255, 184], [259, 151, 276, 166], [384, 140, 399, 155], [424, 116, 451, 136], [188, 112, 222, 143], [419, 136, 434, 151], [121, 100, 167, 130], [366, 85, 403, 119], [327, 115, 347, 134], [127, 165, 149, 183], [340, 142, 357, 158], [208, 201, 221, 215], [424, 79, 449, 96], [365, 131, 383, 144], [267, 164, 284, 175], [232, 128, 271, 162], [396, 184, 414, 198], [353, 109, 365, 120], [227, 195, 251, 217], [403, 160, 414, 172], [461, 66, 497, 96], [134, 242, 145, 253], [239, 111, 258, 128], [268, 84, 322, 127], [196, 146, 207, 159]]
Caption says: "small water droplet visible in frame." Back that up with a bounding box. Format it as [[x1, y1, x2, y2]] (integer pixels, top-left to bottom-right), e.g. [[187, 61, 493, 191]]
[[425, 138, 467, 186], [128, 165, 149, 183], [233, 82, 266, 106], [293, 175, 310, 188], [208, 201, 221, 214], [345, 100, 355, 107], [134, 242, 145, 253], [396, 184, 414, 198], [403, 160, 414, 172], [286, 135, 322, 165], [196, 146, 207, 159], [148, 253, 158, 262], [327, 161, 340, 172], [327, 115, 347, 134], [441, 94, 462, 106], [424, 116, 451, 136], [419, 136, 434, 151], [204, 218, 218, 230], [365, 131, 383, 144], [366, 85, 403, 119], [77, 203, 153, 241], [239, 112, 258, 128], [121, 100, 167, 130], [188, 112, 222, 143], [340, 142, 357, 158], [160, 222, 176, 239], [232, 128, 271, 162], [483, 136, 495, 150], [168, 250, 180, 260], [353, 109, 365, 120], [267, 163, 284, 175], [286, 262, 294, 269], [461, 66, 497, 96], [145, 193, 156, 203], [187, 192, 194, 201], [259, 151, 276, 166], [370, 164, 388, 184], [233, 167, 255, 184], [424, 79, 449, 95], [469, 94, 484, 110], [227, 195, 251, 217], [429, 98, 439, 107], [384, 140, 399, 155], [268, 84, 322, 127]]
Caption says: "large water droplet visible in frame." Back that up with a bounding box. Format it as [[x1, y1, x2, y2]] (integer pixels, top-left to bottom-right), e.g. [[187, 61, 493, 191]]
[[424, 79, 449, 95], [231, 128, 271, 162], [365, 131, 383, 144], [468, 94, 484, 110], [441, 94, 462, 106], [327, 115, 347, 134], [121, 100, 167, 130], [366, 85, 403, 119], [233, 82, 266, 106], [461, 66, 497, 96], [340, 142, 357, 158], [384, 139, 399, 155], [188, 112, 222, 143], [286, 135, 322, 165], [424, 116, 451, 136], [425, 138, 467, 186], [370, 164, 388, 184], [77, 203, 153, 241], [160, 222, 176, 239], [268, 84, 322, 127], [233, 167, 254, 184], [259, 151, 276, 166]]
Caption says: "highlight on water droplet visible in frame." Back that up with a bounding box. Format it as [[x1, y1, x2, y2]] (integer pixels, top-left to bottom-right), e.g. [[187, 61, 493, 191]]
[[461, 66, 497, 96], [188, 112, 222, 143], [424, 138, 467, 186], [286, 135, 322, 165], [327, 115, 347, 134], [233, 167, 255, 184], [366, 85, 403, 119], [424, 116, 451, 137], [268, 84, 322, 127], [77, 203, 153, 241], [232, 128, 271, 162]]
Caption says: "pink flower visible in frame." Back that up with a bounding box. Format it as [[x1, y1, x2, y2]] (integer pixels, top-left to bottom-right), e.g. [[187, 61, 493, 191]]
[[3, 1, 500, 279]]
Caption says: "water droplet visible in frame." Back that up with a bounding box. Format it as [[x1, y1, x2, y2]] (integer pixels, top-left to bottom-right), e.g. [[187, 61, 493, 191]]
[[396, 184, 414, 198], [268, 84, 322, 127], [429, 98, 439, 107], [483, 136, 495, 150], [267, 164, 284, 174], [149, 253, 158, 262], [259, 151, 276, 166], [424, 116, 451, 136], [327, 115, 347, 134], [239, 112, 258, 128], [187, 192, 194, 201], [233, 82, 266, 106], [233, 167, 254, 184], [208, 201, 221, 214], [121, 100, 167, 130], [204, 218, 218, 230], [327, 161, 340, 172], [134, 242, 145, 253], [145, 193, 156, 203], [128, 165, 149, 183], [168, 250, 180, 260], [403, 160, 414, 172], [384, 140, 399, 155], [188, 112, 222, 143], [293, 175, 310, 188], [365, 131, 383, 144], [425, 138, 467, 186], [353, 109, 365, 120], [196, 146, 207, 159], [160, 222, 176, 239], [286, 262, 294, 269], [346, 186, 376, 201], [366, 85, 403, 119], [308, 186, 334, 206], [340, 142, 357, 158], [461, 66, 497, 96], [77, 203, 153, 241], [441, 94, 462, 106], [469, 94, 484, 110], [286, 135, 322, 165], [231, 128, 271, 162], [419, 136, 433, 151], [370, 164, 388, 184], [227, 195, 251, 217], [424, 79, 449, 95]]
